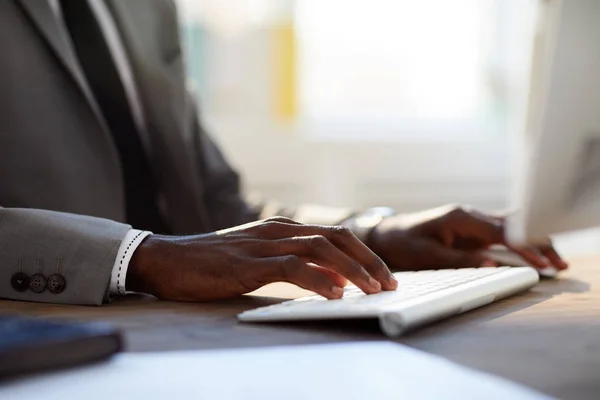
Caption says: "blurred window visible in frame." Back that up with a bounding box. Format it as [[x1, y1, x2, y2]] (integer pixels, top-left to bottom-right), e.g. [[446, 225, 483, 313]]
[[176, 0, 537, 141], [296, 0, 535, 140]]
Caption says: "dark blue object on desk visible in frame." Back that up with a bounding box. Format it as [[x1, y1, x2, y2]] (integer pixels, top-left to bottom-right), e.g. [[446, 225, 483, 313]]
[[0, 315, 122, 378]]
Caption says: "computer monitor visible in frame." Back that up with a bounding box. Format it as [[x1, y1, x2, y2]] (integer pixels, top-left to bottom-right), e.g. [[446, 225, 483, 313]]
[[507, 0, 600, 244]]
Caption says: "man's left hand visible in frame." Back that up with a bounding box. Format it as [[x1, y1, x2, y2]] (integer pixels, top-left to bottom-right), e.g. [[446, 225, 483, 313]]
[[366, 205, 569, 272]]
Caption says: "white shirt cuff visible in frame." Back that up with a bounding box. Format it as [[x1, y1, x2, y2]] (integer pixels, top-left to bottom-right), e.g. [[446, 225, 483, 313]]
[[110, 229, 152, 296]]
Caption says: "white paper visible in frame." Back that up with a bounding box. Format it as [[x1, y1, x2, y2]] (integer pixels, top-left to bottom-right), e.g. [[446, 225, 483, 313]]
[[0, 342, 552, 400]]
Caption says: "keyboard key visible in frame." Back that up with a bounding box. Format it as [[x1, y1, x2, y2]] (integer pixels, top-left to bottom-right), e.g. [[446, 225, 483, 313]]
[[241, 267, 513, 319]]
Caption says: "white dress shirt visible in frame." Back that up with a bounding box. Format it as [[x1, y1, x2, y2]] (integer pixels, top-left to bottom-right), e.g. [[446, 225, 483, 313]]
[[49, 0, 153, 295], [110, 229, 152, 295]]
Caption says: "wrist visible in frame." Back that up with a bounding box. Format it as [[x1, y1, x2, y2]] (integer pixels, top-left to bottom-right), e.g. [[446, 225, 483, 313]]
[[344, 207, 396, 245], [365, 219, 388, 256], [127, 234, 168, 296]]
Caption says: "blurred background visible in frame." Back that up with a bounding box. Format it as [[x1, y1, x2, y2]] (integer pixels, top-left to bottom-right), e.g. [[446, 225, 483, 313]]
[[175, 0, 537, 213]]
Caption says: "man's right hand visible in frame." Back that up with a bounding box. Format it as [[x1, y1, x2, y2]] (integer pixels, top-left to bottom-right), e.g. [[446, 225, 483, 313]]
[[127, 217, 398, 302]]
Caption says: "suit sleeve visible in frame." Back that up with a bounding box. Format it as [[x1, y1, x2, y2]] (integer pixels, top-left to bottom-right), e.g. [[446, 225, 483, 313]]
[[0, 207, 130, 305]]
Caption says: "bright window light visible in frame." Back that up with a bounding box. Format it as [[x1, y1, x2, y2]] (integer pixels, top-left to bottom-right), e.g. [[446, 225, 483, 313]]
[[176, 0, 537, 140], [296, 0, 500, 138]]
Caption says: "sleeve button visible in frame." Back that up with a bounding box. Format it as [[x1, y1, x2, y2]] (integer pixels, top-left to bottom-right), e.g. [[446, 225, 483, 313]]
[[47, 274, 66, 294], [11, 272, 30, 292], [29, 274, 47, 293]]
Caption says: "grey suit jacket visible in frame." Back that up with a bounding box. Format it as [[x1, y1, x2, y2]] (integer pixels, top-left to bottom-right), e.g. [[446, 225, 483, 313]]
[[0, 0, 353, 305]]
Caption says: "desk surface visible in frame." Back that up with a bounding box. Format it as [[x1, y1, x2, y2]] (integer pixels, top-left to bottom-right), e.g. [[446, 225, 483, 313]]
[[2, 256, 600, 400]]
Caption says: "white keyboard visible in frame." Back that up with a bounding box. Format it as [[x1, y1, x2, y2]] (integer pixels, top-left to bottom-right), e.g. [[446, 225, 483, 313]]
[[238, 267, 539, 337]]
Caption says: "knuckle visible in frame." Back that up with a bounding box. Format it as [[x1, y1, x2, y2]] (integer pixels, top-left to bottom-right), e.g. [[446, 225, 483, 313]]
[[307, 235, 330, 250], [329, 225, 353, 238], [446, 204, 471, 219], [257, 221, 282, 232], [282, 254, 301, 265], [265, 216, 297, 224]]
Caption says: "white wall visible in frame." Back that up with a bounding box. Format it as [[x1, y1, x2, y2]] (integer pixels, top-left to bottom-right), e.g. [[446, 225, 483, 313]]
[[184, 0, 536, 215], [210, 119, 600, 258], [206, 118, 511, 213]]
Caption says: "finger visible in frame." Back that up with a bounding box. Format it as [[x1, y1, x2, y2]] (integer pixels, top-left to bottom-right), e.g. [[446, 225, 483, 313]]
[[216, 217, 301, 236], [262, 216, 302, 225], [505, 245, 551, 269], [264, 255, 344, 299], [537, 244, 569, 270], [481, 259, 499, 267], [324, 225, 397, 291], [271, 236, 383, 294], [249, 218, 303, 238], [258, 222, 396, 290], [253, 220, 306, 240], [443, 207, 505, 246], [305, 263, 348, 288], [466, 209, 506, 243]]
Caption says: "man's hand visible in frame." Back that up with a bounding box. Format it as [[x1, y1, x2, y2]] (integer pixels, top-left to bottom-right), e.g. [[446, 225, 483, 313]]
[[367, 205, 569, 272], [127, 217, 398, 302]]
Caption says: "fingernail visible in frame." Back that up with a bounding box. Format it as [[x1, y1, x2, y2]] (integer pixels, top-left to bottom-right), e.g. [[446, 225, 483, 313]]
[[541, 257, 551, 267], [388, 275, 398, 287], [369, 277, 382, 291], [558, 260, 569, 270], [331, 286, 344, 297]]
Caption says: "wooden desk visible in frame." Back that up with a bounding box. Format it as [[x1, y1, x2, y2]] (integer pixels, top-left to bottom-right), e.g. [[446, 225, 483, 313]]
[[2, 256, 599, 399]]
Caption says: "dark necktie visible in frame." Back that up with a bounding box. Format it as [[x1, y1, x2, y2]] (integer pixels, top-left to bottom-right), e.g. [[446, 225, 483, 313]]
[[59, 0, 168, 233]]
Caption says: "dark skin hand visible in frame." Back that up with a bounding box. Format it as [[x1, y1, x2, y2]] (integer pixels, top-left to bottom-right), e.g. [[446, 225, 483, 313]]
[[128, 217, 398, 302], [367, 204, 569, 272], [128, 206, 567, 302]]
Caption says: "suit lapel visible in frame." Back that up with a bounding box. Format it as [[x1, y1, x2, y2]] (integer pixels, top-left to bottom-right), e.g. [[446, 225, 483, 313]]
[[16, 0, 106, 126]]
